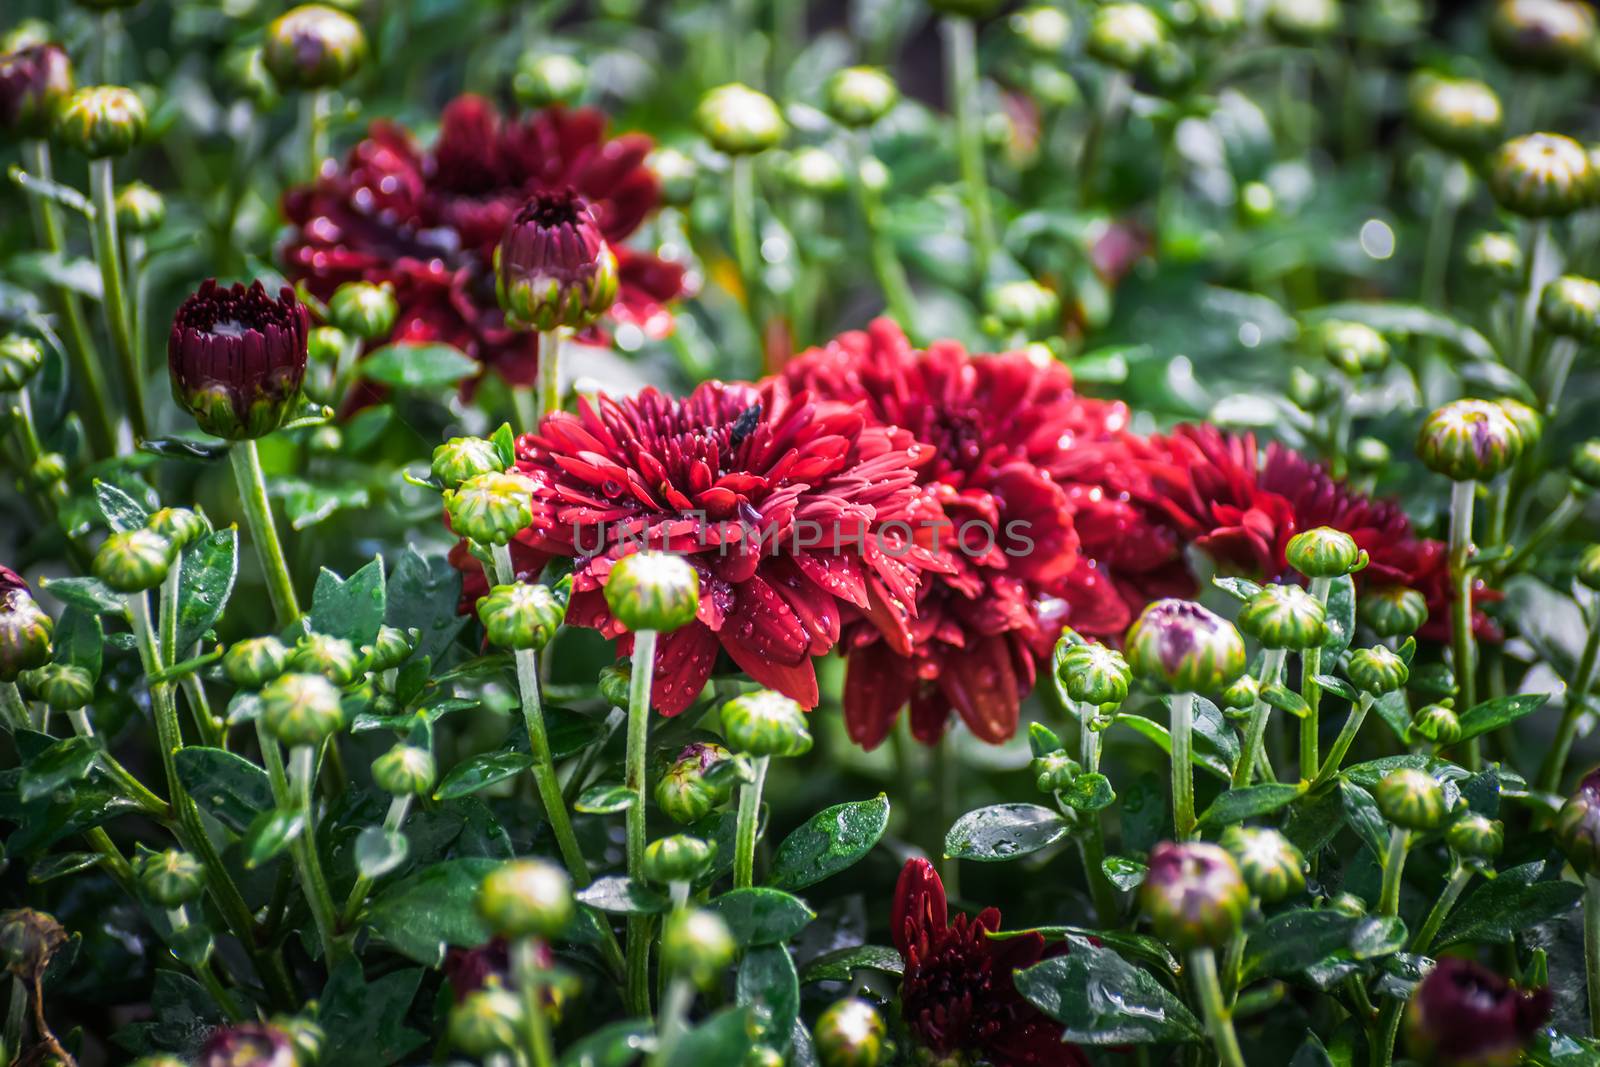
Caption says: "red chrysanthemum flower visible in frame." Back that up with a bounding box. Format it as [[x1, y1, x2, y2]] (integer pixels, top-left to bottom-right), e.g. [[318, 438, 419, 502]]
[[474, 376, 943, 714], [1073, 423, 1496, 640], [892, 858, 1085, 1067], [782, 319, 1187, 748], [282, 93, 685, 388]]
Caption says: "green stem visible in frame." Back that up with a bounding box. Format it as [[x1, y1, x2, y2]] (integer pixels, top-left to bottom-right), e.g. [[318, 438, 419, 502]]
[[1300, 575, 1333, 778], [89, 158, 145, 440], [1377, 827, 1410, 917], [652, 977, 695, 1067], [1448, 480, 1480, 770], [538, 329, 564, 421], [22, 140, 116, 456], [1077, 712, 1119, 925], [943, 15, 995, 279], [1171, 692, 1197, 840], [515, 939, 557, 1067], [340, 794, 411, 929], [733, 755, 770, 890], [287, 743, 342, 961], [1372, 1001, 1404, 1067], [1418, 172, 1459, 308], [492, 544, 591, 885], [1189, 947, 1246, 1067], [66, 703, 169, 817], [1409, 864, 1473, 956], [624, 627, 658, 1017], [850, 136, 916, 333], [1234, 648, 1287, 787], [730, 154, 762, 318], [1540, 603, 1600, 793], [230, 440, 303, 627], [304, 90, 330, 183], [1504, 492, 1580, 575], [1513, 219, 1552, 378], [1310, 693, 1376, 791], [192, 954, 244, 1022], [1587, 876, 1600, 1038]]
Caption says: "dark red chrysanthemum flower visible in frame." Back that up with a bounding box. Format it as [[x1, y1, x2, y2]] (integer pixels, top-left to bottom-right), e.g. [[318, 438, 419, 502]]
[[1404, 957, 1551, 1066], [282, 94, 685, 388], [472, 376, 943, 714], [892, 858, 1085, 1067], [195, 1022, 296, 1067], [782, 319, 1187, 747], [1075, 423, 1495, 641], [168, 280, 311, 441]]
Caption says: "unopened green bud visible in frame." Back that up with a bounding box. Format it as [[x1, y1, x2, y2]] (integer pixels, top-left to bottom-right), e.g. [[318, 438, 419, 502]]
[[145, 507, 208, 551], [115, 181, 165, 233], [1496, 396, 1542, 455], [1446, 813, 1504, 860], [0, 335, 44, 392], [1140, 841, 1248, 950], [22, 662, 94, 711], [1011, 6, 1072, 53], [1408, 74, 1504, 156], [1375, 768, 1448, 831], [1417, 399, 1522, 482], [56, 85, 146, 158], [1238, 583, 1327, 650], [327, 281, 398, 341], [363, 625, 417, 673], [479, 858, 573, 939], [445, 471, 536, 546], [92, 528, 172, 592], [431, 437, 502, 489], [1578, 545, 1600, 591], [1266, 0, 1341, 41], [1239, 180, 1276, 225], [1490, 0, 1595, 69], [1350, 436, 1391, 473], [134, 849, 205, 907], [1218, 825, 1305, 903], [1125, 599, 1247, 694], [1031, 751, 1079, 793], [1319, 320, 1390, 376], [223, 636, 291, 689], [513, 52, 586, 109], [660, 908, 735, 989], [1086, 3, 1167, 72], [1361, 585, 1429, 638], [987, 279, 1060, 335], [649, 147, 698, 207], [307, 325, 347, 364], [450, 988, 523, 1056], [604, 551, 700, 633], [696, 83, 785, 155], [1348, 646, 1410, 695], [1540, 275, 1600, 341], [1465, 231, 1524, 285], [814, 997, 886, 1067], [1572, 440, 1600, 490], [747, 1046, 784, 1067], [824, 66, 898, 128], [1190, 0, 1246, 34], [1409, 702, 1462, 746], [290, 632, 362, 686], [1057, 641, 1132, 706], [264, 4, 368, 90], [1489, 132, 1595, 218], [477, 582, 564, 651], [24, 452, 66, 491], [372, 744, 436, 796], [598, 662, 632, 708], [1287, 366, 1327, 411], [784, 147, 847, 196], [1286, 526, 1365, 579], [260, 672, 345, 746], [655, 742, 735, 824], [721, 689, 813, 758], [1220, 674, 1259, 710], [642, 834, 717, 885]]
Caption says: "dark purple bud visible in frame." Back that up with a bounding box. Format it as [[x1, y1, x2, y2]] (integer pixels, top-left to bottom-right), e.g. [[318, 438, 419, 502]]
[[0, 44, 71, 138], [494, 189, 618, 332], [168, 280, 310, 440], [1404, 957, 1550, 1067], [196, 1022, 297, 1067]]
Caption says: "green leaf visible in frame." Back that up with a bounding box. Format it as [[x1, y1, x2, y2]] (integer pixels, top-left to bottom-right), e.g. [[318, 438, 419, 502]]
[[1455, 693, 1549, 743], [768, 795, 890, 890], [1300, 301, 1498, 362], [1212, 576, 1263, 602], [944, 803, 1069, 861], [999, 926, 1179, 975], [1525, 1029, 1600, 1067], [1059, 773, 1116, 812], [1197, 783, 1302, 830], [310, 557, 387, 647], [365, 858, 503, 966], [576, 875, 671, 915], [28, 852, 103, 883], [709, 888, 816, 947], [242, 807, 305, 868], [799, 944, 905, 983], [1348, 916, 1407, 959], [173, 746, 274, 833], [665, 1006, 754, 1067], [1262, 684, 1310, 718], [386, 547, 467, 664], [93, 478, 150, 532], [40, 575, 125, 614], [21, 736, 101, 802], [432, 751, 534, 800], [355, 826, 410, 878], [1312, 674, 1359, 702], [1241, 909, 1359, 980], [1320, 575, 1356, 659], [1338, 779, 1389, 859], [559, 1021, 653, 1067], [51, 607, 102, 679], [174, 529, 238, 651], [359, 342, 479, 389], [575, 783, 636, 814], [1438, 862, 1583, 947], [319, 957, 428, 1065], [1113, 709, 1231, 779], [490, 423, 518, 469], [737, 946, 799, 1053], [1101, 856, 1148, 891], [1015, 939, 1204, 1045]]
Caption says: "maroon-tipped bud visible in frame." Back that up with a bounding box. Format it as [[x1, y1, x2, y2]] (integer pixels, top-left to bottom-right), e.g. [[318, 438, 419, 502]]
[[0, 566, 52, 683], [494, 189, 618, 332], [168, 280, 310, 440], [1140, 840, 1248, 950], [1557, 767, 1600, 874], [1404, 957, 1550, 1067], [0, 43, 72, 138], [195, 1022, 298, 1067]]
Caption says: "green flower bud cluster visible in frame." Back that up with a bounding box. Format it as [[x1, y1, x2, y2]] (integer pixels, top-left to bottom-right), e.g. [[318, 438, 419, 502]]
[[656, 742, 737, 824], [1360, 585, 1428, 638], [445, 471, 537, 546], [264, 4, 368, 90], [1465, 231, 1524, 285], [21, 662, 93, 710], [478, 582, 565, 651], [432, 436, 504, 489], [814, 998, 887, 1067], [0, 335, 44, 392], [372, 743, 436, 796], [1540, 275, 1600, 341], [478, 858, 573, 940], [1285, 526, 1366, 579], [1238, 583, 1327, 650], [1140, 841, 1249, 949], [642, 834, 717, 884], [604, 551, 700, 633], [1489, 132, 1595, 218], [1319, 320, 1390, 376], [1056, 640, 1132, 706], [327, 281, 398, 341], [722, 689, 813, 758], [696, 83, 785, 155], [0, 576, 53, 683], [1218, 825, 1306, 903], [1375, 768, 1449, 831], [223, 636, 291, 690], [514, 52, 586, 109], [56, 85, 146, 158], [260, 672, 345, 747], [823, 66, 898, 129], [134, 848, 205, 907], [1347, 646, 1409, 695], [289, 632, 362, 686]]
